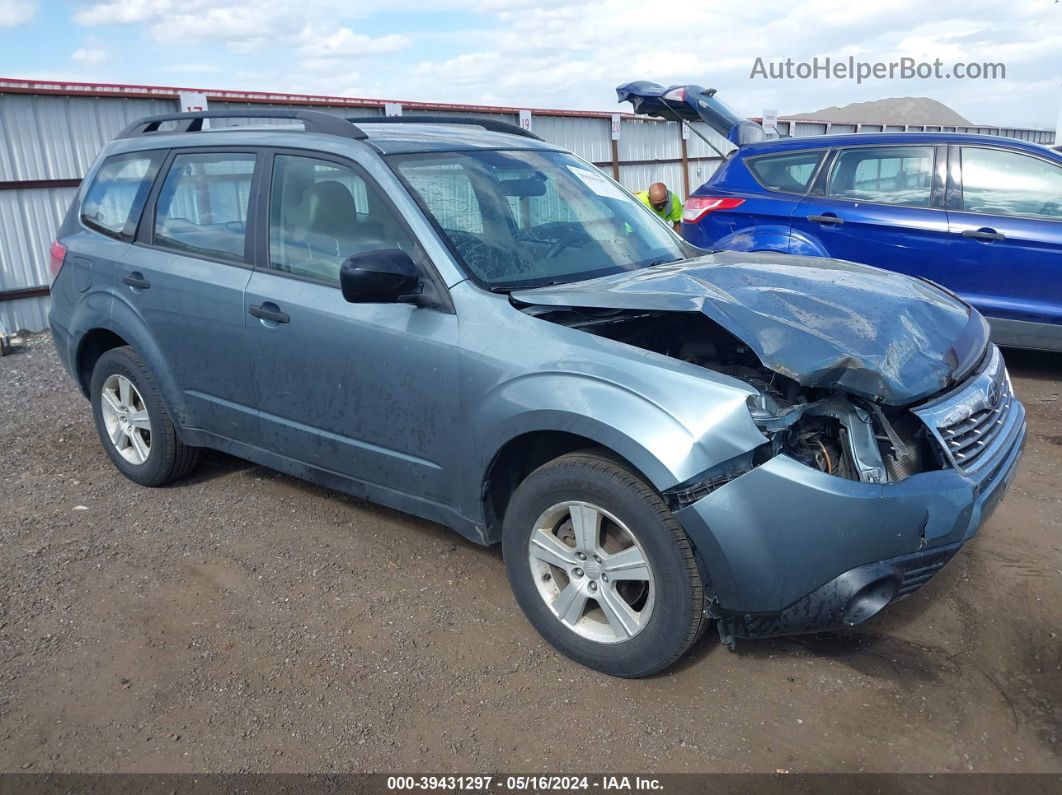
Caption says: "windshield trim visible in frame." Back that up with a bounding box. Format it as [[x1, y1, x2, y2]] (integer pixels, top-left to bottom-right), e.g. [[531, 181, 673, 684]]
[[383, 148, 697, 292]]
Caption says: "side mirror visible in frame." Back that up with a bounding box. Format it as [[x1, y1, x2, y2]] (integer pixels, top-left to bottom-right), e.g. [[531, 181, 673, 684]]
[[339, 249, 420, 304]]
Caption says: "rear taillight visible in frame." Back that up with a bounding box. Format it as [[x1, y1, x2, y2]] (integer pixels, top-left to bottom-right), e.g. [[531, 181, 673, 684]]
[[48, 240, 67, 284], [682, 196, 745, 224]]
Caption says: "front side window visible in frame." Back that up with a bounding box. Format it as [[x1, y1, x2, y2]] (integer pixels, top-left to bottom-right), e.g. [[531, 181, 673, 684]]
[[81, 152, 164, 239], [268, 154, 418, 284], [153, 152, 256, 262], [747, 151, 823, 194], [961, 147, 1062, 219], [392, 149, 690, 290], [829, 146, 934, 208]]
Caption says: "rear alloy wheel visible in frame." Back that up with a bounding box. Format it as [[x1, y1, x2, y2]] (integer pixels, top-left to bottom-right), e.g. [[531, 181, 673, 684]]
[[90, 346, 199, 486], [503, 450, 707, 677], [99, 374, 152, 465]]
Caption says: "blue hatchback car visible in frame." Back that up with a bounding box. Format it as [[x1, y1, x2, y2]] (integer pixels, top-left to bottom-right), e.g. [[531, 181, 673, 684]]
[[619, 83, 1062, 351]]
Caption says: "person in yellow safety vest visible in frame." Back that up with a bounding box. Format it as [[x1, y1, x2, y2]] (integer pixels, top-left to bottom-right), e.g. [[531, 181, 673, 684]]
[[635, 182, 683, 231]]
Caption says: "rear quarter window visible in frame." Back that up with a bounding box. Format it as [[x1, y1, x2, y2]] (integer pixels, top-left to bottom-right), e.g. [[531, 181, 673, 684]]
[[747, 151, 824, 194], [80, 152, 165, 239]]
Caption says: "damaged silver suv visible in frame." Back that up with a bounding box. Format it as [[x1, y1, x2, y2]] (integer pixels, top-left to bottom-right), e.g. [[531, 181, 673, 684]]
[[49, 111, 1026, 677]]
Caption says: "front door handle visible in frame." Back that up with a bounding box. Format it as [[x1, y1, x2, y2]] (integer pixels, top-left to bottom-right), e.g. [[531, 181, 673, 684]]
[[807, 214, 844, 225], [961, 228, 1005, 242], [122, 271, 150, 289], [249, 303, 290, 324]]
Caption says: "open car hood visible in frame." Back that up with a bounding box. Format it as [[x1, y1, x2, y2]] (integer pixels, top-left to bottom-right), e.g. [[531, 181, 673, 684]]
[[511, 251, 989, 405], [616, 81, 765, 146]]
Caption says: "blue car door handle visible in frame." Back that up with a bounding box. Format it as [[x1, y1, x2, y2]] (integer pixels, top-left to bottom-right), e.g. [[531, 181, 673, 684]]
[[960, 228, 1005, 242], [807, 214, 844, 225], [249, 303, 290, 324]]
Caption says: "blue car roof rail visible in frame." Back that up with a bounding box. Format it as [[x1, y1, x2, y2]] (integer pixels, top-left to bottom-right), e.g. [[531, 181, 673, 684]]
[[117, 109, 369, 139], [345, 115, 544, 141]]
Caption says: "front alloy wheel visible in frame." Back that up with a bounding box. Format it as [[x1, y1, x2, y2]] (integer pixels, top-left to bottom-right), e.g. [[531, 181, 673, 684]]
[[503, 450, 708, 677], [528, 501, 655, 643]]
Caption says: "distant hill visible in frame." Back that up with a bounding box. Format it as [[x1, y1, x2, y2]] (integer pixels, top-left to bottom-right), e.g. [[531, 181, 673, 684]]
[[790, 97, 972, 127]]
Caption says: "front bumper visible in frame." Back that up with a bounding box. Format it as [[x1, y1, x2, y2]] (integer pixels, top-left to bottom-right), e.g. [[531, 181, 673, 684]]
[[675, 394, 1025, 640]]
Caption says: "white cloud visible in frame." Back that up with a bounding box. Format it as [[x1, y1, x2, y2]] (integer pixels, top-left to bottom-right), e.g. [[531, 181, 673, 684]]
[[74, 0, 172, 26], [0, 0, 36, 27], [67, 0, 1062, 128], [71, 38, 110, 66]]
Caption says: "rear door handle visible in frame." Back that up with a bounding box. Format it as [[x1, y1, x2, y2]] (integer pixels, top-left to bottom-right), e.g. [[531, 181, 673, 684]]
[[249, 303, 290, 324], [807, 214, 844, 225], [961, 228, 1005, 242], [122, 272, 150, 289]]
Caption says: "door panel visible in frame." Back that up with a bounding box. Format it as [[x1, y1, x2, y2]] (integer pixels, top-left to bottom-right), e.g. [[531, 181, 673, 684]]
[[245, 151, 460, 504], [946, 145, 1062, 325], [244, 273, 458, 501], [124, 149, 260, 440], [791, 145, 952, 280]]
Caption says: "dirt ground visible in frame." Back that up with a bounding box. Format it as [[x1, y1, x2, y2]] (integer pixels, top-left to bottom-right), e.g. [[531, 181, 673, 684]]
[[0, 333, 1059, 774]]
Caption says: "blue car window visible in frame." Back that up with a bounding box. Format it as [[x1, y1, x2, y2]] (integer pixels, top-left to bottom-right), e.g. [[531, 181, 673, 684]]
[[829, 146, 934, 208], [961, 147, 1062, 219], [747, 152, 824, 193], [268, 154, 418, 284], [154, 153, 256, 262]]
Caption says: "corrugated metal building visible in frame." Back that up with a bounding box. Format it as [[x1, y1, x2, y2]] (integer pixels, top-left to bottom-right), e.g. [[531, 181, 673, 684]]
[[0, 78, 1055, 331]]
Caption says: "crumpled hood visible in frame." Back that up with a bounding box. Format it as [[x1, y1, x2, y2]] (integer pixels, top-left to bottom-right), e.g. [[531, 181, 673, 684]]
[[512, 251, 990, 405]]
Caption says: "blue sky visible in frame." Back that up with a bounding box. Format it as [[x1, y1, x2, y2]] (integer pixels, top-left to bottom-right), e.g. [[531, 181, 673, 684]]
[[2, 1, 1060, 129]]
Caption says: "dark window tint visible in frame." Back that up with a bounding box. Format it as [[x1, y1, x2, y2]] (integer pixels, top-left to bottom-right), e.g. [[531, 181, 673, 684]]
[[269, 154, 417, 284], [747, 151, 823, 193], [828, 146, 934, 207], [961, 147, 1062, 219], [80, 152, 164, 239], [154, 153, 256, 262]]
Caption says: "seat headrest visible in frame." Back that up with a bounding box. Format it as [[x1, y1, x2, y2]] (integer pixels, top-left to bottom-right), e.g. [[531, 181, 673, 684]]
[[303, 181, 356, 238]]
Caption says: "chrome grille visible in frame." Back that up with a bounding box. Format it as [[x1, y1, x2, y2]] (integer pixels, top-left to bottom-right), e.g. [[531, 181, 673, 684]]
[[912, 345, 1020, 476], [938, 373, 1012, 471]]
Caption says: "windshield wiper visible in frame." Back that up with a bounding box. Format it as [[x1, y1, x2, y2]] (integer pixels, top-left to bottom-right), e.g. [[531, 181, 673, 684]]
[[644, 257, 683, 267]]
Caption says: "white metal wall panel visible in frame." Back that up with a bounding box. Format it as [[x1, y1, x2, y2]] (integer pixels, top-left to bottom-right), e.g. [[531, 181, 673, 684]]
[[686, 158, 723, 193], [0, 186, 77, 329], [534, 116, 611, 164], [619, 119, 680, 160], [0, 294, 49, 333], [617, 162, 684, 196], [829, 123, 857, 134], [793, 121, 828, 137], [685, 121, 733, 159], [0, 94, 174, 181]]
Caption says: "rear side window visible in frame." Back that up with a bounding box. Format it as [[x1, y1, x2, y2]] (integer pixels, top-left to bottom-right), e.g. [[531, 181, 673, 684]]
[[960, 147, 1062, 219], [153, 152, 256, 262], [747, 151, 824, 194], [80, 152, 164, 239], [828, 146, 934, 207]]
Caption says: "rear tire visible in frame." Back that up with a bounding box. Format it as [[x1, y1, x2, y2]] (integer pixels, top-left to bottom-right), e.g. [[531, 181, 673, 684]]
[[90, 346, 199, 486], [502, 450, 707, 677]]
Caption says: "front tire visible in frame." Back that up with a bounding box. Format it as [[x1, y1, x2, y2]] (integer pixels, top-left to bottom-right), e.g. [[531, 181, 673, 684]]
[[502, 450, 707, 677], [90, 346, 199, 486]]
